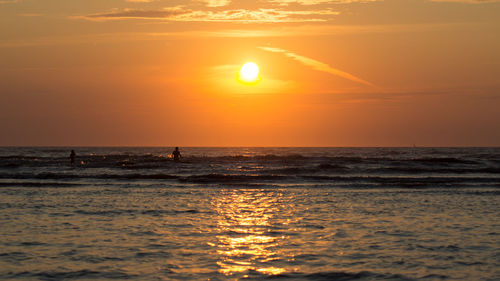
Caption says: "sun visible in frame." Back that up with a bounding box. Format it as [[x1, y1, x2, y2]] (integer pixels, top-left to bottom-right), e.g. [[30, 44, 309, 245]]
[[237, 62, 260, 84]]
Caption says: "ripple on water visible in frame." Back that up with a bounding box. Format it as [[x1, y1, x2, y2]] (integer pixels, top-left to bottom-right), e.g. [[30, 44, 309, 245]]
[[243, 270, 414, 281], [0, 186, 498, 280], [0, 252, 32, 263], [3, 269, 137, 280]]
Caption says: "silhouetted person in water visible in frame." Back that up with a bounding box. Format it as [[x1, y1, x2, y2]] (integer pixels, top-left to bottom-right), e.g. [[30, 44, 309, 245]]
[[70, 150, 76, 165], [171, 147, 181, 162]]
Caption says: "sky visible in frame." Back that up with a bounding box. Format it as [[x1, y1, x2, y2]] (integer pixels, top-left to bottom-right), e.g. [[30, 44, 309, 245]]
[[0, 0, 499, 146]]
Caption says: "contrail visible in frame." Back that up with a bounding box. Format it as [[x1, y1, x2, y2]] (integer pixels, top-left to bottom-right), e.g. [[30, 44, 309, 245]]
[[258, 46, 374, 87]]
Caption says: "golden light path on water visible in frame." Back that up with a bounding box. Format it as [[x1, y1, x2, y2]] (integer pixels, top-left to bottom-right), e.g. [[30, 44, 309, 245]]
[[211, 189, 290, 276]]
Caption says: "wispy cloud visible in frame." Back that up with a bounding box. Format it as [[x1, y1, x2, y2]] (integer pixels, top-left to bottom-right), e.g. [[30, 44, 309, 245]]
[[259, 46, 374, 87], [201, 0, 231, 7], [0, 32, 162, 48], [147, 22, 478, 38], [430, 0, 499, 3], [269, 0, 378, 5], [0, 22, 478, 48], [83, 7, 187, 20], [269, 0, 499, 4], [79, 7, 339, 22]]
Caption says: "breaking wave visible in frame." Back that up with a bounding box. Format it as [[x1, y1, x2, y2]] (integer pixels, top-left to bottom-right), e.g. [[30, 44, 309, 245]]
[[0, 147, 499, 188]]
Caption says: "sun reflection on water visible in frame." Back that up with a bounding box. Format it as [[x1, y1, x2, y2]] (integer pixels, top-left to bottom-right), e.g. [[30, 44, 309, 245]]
[[212, 189, 288, 276]]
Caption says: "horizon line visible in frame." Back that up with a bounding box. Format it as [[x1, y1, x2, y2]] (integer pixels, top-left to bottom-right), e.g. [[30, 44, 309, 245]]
[[1, 145, 499, 148]]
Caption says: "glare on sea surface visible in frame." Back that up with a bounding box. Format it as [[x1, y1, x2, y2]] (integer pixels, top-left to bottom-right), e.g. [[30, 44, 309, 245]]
[[213, 189, 287, 276], [237, 62, 261, 84]]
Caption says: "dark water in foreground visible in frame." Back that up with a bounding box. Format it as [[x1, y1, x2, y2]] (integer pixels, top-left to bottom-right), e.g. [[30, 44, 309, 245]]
[[0, 147, 499, 280]]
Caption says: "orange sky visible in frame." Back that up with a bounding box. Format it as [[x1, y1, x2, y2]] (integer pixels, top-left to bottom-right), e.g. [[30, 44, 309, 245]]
[[0, 0, 499, 146]]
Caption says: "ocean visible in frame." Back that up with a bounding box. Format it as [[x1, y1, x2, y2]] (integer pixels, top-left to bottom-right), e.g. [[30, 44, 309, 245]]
[[0, 147, 498, 280]]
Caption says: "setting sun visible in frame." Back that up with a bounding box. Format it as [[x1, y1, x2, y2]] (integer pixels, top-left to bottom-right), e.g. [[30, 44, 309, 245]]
[[237, 62, 260, 84]]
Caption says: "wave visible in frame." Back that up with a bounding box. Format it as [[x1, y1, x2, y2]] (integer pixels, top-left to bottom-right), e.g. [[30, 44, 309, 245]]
[[248, 270, 413, 280], [1, 148, 498, 188], [3, 269, 136, 280], [0, 269, 413, 281], [74, 209, 200, 216], [0, 251, 31, 262], [1, 173, 498, 189], [260, 164, 350, 175], [180, 174, 287, 183], [410, 157, 479, 165], [2, 172, 498, 182], [1, 153, 495, 167], [0, 173, 180, 180], [0, 182, 85, 187], [368, 167, 500, 174]]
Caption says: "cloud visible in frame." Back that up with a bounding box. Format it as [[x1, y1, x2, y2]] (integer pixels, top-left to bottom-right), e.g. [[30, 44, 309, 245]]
[[2, 22, 472, 48], [84, 7, 187, 20], [269, 0, 499, 4], [269, 0, 378, 5], [81, 7, 339, 22], [429, 0, 499, 2], [300, 89, 456, 104], [259, 46, 374, 87], [147, 22, 477, 37], [0, 32, 150, 48], [201, 0, 231, 7], [0, 21, 478, 48]]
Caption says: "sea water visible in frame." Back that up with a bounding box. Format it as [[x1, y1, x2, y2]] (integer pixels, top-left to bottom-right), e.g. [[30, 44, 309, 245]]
[[0, 147, 498, 280]]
